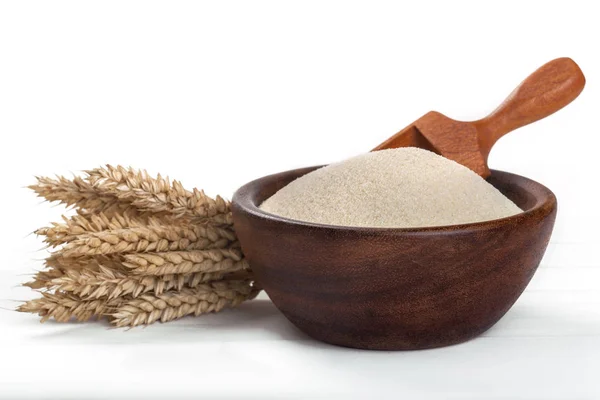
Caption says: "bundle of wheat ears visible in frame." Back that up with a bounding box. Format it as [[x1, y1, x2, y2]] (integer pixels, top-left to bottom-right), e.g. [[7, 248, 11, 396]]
[[18, 165, 261, 327]]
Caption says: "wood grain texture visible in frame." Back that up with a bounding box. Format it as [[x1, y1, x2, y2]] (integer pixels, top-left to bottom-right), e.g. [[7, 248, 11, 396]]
[[374, 57, 585, 177], [232, 167, 557, 350]]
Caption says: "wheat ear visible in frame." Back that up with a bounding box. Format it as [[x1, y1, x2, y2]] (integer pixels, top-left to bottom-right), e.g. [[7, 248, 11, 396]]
[[109, 281, 259, 327], [29, 175, 135, 214], [36, 211, 179, 247], [35, 212, 139, 246], [44, 253, 123, 271], [41, 266, 233, 299], [23, 268, 65, 289], [24, 253, 127, 289], [122, 249, 248, 275], [58, 224, 236, 257], [17, 291, 123, 323], [85, 165, 232, 224]]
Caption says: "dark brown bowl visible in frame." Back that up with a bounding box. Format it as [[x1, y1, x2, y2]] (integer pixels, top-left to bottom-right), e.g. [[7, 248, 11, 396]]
[[231, 167, 557, 350]]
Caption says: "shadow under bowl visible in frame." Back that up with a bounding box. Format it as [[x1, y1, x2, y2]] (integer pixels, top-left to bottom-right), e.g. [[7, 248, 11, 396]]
[[231, 167, 557, 350]]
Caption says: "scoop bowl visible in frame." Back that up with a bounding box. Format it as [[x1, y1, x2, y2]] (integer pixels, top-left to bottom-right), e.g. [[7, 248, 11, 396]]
[[231, 167, 557, 350]]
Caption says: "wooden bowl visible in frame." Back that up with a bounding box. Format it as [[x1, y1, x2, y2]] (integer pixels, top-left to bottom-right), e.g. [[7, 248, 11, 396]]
[[231, 167, 557, 350]]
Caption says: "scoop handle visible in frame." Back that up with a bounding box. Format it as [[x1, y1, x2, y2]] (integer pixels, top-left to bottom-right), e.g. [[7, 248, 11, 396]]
[[474, 57, 585, 158]]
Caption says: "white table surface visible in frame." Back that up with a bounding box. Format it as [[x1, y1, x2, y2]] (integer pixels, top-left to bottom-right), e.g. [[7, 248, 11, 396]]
[[2, 242, 599, 400]]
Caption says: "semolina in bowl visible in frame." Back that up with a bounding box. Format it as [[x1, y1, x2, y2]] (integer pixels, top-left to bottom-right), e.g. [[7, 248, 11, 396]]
[[231, 166, 556, 350]]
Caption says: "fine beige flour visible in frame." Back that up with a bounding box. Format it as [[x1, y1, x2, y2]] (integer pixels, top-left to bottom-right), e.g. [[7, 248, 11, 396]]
[[260, 148, 522, 228]]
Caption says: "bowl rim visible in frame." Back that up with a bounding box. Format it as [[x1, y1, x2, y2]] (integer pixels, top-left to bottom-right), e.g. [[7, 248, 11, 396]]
[[232, 166, 557, 234]]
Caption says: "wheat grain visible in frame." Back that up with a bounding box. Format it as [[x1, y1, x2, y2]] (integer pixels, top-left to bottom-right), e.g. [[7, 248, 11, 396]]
[[122, 249, 248, 275], [109, 280, 259, 327], [85, 165, 232, 223]]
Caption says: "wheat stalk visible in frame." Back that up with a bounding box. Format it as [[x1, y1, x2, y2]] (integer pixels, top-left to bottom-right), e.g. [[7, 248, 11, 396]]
[[85, 165, 232, 224], [109, 280, 259, 327], [122, 249, 248, 275]]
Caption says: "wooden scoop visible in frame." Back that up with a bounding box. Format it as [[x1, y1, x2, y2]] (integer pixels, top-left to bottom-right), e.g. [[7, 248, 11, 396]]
[[373, 57, 586, 177]]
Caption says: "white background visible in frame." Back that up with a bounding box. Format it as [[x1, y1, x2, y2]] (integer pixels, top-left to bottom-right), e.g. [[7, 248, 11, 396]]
[[0, 1, 599, 399]]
